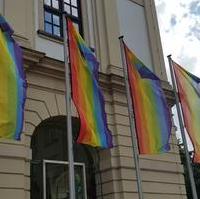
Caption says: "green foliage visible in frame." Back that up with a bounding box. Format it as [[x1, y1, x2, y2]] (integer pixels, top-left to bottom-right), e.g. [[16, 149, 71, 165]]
[[178, 143, 200, 198]]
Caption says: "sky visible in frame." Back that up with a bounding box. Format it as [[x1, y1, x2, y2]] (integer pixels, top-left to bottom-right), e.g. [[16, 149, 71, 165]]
[[155, 0, 200, 149], [155, 0, 200, 79]]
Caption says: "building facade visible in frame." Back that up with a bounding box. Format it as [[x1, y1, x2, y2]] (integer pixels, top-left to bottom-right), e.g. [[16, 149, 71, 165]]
[[0, 0, 187, 198]]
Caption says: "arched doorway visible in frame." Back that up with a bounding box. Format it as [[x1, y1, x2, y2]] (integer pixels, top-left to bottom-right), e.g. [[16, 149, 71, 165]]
[[31, 116, 97, 199]]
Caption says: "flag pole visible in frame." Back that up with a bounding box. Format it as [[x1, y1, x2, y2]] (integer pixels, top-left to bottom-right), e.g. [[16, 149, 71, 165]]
[[167, 55, 198, 199], [119, 36, 144, 199], [62, 13, 76, 199]]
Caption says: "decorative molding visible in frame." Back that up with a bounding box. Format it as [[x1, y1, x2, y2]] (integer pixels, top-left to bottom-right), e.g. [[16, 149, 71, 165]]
[[22, 47, 175, 107]]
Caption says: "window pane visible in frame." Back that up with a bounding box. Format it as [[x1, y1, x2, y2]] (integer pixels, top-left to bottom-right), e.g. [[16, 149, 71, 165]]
[[71, 0, 77, 7], [64, 0, 70, 3], [45, 23, 53, 34], [31, 161, 43, 199], [75, 165, 86, 198], [53, 26, 61, 37], [72, 7, 78, 17], [46, 164, 69, 199], [45, 11, 52, 23], [45, 163, 87, 199], [64, 4, 71, 14], [44, 0, 82, 37], [52, 0, 59, 9], [44, 0, 51, 6], [53, 15, 60, 25]]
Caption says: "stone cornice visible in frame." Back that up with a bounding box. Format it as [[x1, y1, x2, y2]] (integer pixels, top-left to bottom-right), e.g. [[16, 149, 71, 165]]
[[22, 47, 175, 106]]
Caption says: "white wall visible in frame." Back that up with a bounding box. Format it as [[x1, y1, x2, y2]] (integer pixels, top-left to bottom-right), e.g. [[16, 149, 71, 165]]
[[116, 0, 153, 70], [36, 37, 64, 61]]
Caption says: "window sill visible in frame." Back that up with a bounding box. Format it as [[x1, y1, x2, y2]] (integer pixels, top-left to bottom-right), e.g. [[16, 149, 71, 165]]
[[37, 30, 64, 44]]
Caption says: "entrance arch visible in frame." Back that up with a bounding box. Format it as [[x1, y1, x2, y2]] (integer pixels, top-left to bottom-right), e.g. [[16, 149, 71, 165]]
[[31, 116, 97, 199]]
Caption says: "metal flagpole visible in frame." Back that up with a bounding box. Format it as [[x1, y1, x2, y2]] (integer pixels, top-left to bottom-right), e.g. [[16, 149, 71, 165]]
[[62, 13, 76, 199], [167, 55, 198, 199], [119, 36, 144, 199]]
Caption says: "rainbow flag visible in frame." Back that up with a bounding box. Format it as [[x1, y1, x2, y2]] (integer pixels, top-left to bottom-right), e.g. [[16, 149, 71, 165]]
[[173, 61, 200, 163], [67, 19, 112, 148], [123, 42, 171, 154], [0, 15, 26, 140]]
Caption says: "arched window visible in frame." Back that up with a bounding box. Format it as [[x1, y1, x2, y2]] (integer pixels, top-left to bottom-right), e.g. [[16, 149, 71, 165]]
[[31, 116, 97, 199]]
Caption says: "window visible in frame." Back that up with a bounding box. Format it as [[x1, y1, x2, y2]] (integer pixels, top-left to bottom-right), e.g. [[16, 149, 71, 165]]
[[44, 0, 82, 38], [43, 160, 87, 199]]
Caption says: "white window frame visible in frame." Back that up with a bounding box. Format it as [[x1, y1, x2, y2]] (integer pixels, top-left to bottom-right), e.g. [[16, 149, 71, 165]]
[[43, 159, 87, 199]]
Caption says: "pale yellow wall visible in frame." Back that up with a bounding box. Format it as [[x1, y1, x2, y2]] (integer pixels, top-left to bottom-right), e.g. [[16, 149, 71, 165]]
[[2, 0, 167, 80], [144, 0, 167, 80], [0, 47, 187, 199], [94, 0, 168, 80], [1, 0, 168, 81], [90, 0, 122, 73], [0, 136, 30, 199], [98, 79, 186, 198], [4, 0, 34, 48], [0, 1, 187, 199], [34, 0, 96, 61], [0, 0, 4, 15]]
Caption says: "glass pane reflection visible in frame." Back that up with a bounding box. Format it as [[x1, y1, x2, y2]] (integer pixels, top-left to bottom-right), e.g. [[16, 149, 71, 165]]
[[45, 23, 53, 34], [71, 0, 77, 7], [46, 163, 68, 199], [53, 26, 61, 37], [72, 7, 78, 17], [64, 4, 71, 14], [46, 162, 86, 199], [45, 11, 52, 23], [44, 0, 51, 6], [53, 15, 60, 25], [52, 0, 59, 9]]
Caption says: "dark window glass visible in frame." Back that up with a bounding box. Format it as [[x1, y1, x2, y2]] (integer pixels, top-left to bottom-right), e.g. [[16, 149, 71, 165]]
[[43, 0, 82, 38]]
